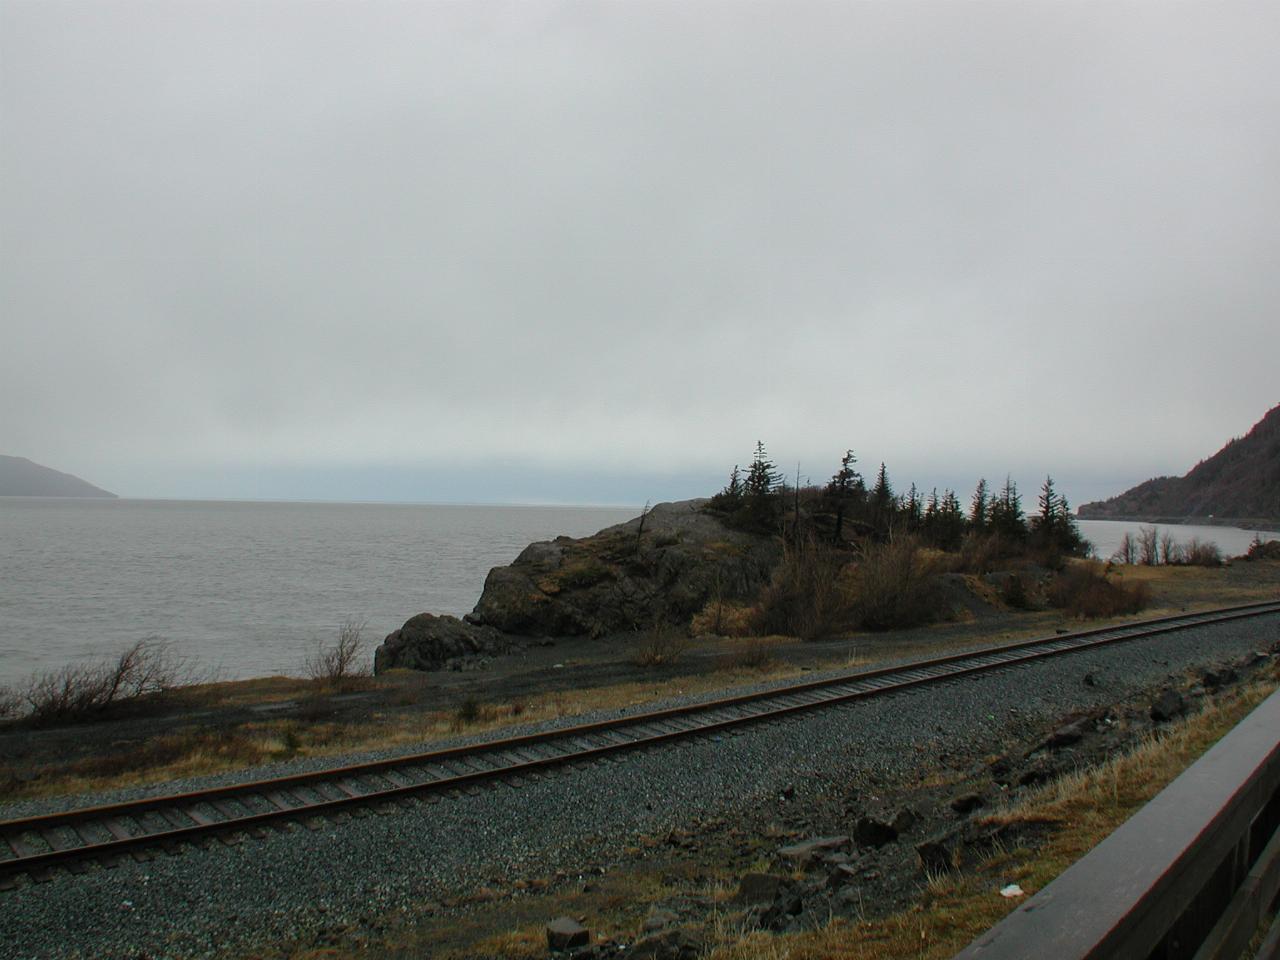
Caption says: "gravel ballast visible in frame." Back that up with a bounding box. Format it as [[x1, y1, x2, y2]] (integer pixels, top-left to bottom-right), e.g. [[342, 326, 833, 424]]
[[2, 613, 1277, 960]]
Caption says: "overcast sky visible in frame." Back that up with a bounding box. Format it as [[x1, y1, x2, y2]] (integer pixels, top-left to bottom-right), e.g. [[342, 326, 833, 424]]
[[3, 1, 1278, 507]]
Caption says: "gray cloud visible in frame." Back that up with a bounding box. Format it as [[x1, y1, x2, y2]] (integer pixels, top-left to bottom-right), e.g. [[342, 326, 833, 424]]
[[3, 0, 1278, 506]]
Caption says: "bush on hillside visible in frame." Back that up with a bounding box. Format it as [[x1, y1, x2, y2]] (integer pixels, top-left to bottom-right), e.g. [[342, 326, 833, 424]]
[[850, 536, 945, 631], [1047, 562, 1150, 619], [748, 535, 856, 640]]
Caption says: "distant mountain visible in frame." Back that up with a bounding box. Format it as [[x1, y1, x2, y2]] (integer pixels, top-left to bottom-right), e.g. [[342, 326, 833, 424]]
[[1079, 404, 1280, 523], [0, 456, 117, 498]]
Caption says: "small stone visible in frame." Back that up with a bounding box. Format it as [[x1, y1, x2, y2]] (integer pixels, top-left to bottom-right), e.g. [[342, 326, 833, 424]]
[[1151, 689, 1185, 723], [629, 928, 703, 960], [853, 817, 898, 848], [917, 839, 954, 874], [950, 793, 985, 814], [734, 873, 787, 905], [1043, 721, 1084, 749], [777, 836, 851, 868], [891, 807, 917, 834], [642, 909, 678, 933], [1083, 672, 1098, 687], [826, 863, 859, 888], [547, 917, 590, 951]]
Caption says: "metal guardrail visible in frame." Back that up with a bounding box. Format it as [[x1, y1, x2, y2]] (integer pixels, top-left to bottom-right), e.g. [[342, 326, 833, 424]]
[[954, 686, 1280, 960]]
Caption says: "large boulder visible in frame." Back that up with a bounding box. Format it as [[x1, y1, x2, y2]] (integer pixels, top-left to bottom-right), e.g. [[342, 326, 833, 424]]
[[373, 613, 510, 674], [465, 499, 779, 638]]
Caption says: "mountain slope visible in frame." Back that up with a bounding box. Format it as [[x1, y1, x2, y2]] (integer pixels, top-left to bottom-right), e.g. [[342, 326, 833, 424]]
[[1079, 404, 1280, 522], [0, 456, 117, 498]]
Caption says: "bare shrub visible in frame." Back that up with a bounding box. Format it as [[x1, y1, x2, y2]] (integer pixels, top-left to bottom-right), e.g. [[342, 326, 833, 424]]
[[689, 598, 754, 638], [18, 639, 192, 727], [1110, 532, 1138, 565], [722, 636, 781, 671], [1159, 531, 1179, 565], [633, 625, 692, 667], [451, 695, 483, 731], [1137, 526, 1160, 566], [955, 533, 1001, 574], [749, 535, 857, 640], [1245, 535, 1280, 561], [1047, 562, 1150, 618], [850, 537, 944, 631], [304, 620, 369, 690], [1182, 537, 1223, 567]]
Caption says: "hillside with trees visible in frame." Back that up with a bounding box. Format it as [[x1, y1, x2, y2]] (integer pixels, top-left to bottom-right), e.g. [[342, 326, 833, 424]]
[[0, 456, 116, 498], [1078, 404, 1280, 524]]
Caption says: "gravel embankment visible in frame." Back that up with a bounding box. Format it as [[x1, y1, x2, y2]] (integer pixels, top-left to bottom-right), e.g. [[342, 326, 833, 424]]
[[2, 613, 1277, 960]]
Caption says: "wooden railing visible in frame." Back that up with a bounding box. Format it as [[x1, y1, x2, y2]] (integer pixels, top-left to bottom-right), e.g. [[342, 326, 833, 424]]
[[954, 686, 1280, 960]]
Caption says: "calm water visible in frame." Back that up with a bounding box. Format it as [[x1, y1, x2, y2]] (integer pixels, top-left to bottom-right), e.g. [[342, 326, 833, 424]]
[[1075, 518, 1277, 562], [0, 499, 636, 686]]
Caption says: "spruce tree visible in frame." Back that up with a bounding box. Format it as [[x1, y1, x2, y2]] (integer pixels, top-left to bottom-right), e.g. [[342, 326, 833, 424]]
[[870, 463, 894, 535], [970, 478, 990, 532], [743, 441, 781, 529], [825, 449, 862, 542], [939, 489, 966, 550], [725, 465, 742, 501], [990, 475, 1027, 542], [1032, 475, 1061, 546], [906, 483, 925, 533]]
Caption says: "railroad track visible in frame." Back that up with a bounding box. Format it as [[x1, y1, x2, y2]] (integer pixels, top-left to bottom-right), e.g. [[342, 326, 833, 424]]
[[3, 599, 1278, 888]]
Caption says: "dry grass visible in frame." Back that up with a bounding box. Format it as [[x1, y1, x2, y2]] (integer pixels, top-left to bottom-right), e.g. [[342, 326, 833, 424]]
[[632, 626, 693, 667], [705, 668, 1280, 960]]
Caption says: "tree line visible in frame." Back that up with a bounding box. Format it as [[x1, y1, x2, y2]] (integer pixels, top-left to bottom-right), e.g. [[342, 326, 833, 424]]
[[708, 442, 1088, 559]]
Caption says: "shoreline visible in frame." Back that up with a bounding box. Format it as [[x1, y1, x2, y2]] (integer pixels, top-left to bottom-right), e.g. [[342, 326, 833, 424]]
[[1076, 514, 1280, 533]]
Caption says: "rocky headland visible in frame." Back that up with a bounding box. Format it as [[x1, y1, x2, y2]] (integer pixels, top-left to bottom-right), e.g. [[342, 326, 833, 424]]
[[375, 500, 780, 673]]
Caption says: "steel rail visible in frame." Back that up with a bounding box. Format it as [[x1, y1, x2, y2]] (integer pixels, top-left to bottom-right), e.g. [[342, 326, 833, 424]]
[[2, 598, 1277, 885]]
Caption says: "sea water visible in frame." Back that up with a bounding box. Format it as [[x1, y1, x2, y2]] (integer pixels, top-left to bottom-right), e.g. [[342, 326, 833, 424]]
[[0, 498, 635, 685]]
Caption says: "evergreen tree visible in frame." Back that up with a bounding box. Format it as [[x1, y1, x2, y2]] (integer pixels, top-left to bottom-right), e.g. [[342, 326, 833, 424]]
[[919, 486, 936, 537], [970, 478, 990, 532], [870, 463, 894, 535], [938, 489, 966, 551], [1032, 475, 1061, 544], [1031, 475, 1087, 555], [825, 449, 863, 542], [906, 483, 925, 533], [743, 441, 781, 528], [708, 463, 743, 513], [724, 465, 742, 501], [990, 475, 1027, 542], [745, 441, 780, 498]]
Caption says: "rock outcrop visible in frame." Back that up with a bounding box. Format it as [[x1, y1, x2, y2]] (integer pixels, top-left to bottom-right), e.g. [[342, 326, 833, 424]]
[[465, 499, 779, 639], [373, 499, 780, 673], [373, 613, 511, 673]]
